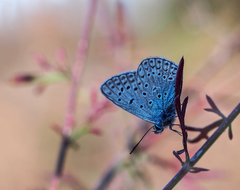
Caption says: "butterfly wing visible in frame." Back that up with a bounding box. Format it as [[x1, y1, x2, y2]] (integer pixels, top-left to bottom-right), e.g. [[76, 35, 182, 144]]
[[101, 71, 156, 123], [136, 57, 178, 122], [100, 57, 178, 124]]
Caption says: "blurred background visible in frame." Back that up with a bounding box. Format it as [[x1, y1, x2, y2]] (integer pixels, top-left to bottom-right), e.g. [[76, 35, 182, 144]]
[[1, 0, 240, 189]]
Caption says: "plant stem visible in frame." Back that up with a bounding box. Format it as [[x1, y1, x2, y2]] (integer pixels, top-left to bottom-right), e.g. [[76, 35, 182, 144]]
[[49, 1, 98, 189], [163, 103, 240, 190]]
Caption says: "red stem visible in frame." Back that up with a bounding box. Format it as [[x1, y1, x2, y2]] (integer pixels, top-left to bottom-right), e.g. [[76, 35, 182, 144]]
[[63, 0, 98, 136], [49, 1, 98, 189]]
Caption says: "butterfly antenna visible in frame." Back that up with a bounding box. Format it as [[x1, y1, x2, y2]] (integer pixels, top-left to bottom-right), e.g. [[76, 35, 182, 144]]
[[130, 126, 153, 154]]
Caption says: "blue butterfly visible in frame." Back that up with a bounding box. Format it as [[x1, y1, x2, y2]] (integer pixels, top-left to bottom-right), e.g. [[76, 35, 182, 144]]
[[100, 57, 179, 135]]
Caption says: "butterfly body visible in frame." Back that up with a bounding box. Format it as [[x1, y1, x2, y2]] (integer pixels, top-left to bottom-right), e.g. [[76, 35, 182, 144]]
[[100, 57, 178, 134]]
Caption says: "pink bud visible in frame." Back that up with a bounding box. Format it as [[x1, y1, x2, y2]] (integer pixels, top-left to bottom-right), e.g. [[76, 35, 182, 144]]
[[10, 74, 36, 84], [90, 127, 102, 136]]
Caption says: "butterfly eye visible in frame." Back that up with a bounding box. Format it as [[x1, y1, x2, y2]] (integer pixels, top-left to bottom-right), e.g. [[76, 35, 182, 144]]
[[154, 125, 164, 133]]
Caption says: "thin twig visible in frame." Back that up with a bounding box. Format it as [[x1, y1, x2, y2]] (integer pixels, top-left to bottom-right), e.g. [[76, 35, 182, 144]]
[[49, 1, 98, 190], [92, 160, 122, 190], [163, 103, 240, 189], [186, 119, 223, 143]]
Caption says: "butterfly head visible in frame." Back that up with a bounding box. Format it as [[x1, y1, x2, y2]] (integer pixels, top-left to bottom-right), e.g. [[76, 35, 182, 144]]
[[153, 124, 164, 134]]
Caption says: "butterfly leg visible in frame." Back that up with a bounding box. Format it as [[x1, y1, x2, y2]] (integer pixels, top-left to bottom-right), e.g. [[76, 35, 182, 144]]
[[169, 124, 182, 136]]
